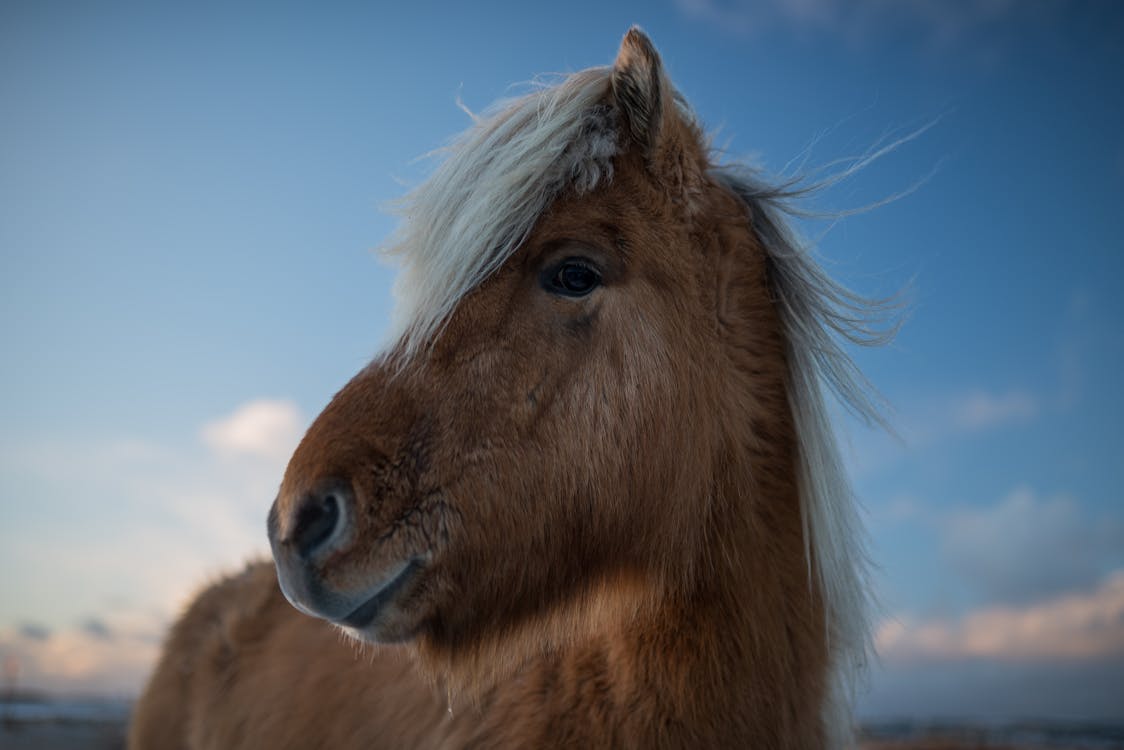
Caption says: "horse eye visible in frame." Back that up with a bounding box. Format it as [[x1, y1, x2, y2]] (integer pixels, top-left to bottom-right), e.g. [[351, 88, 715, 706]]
[[543, 260, 601, 298]]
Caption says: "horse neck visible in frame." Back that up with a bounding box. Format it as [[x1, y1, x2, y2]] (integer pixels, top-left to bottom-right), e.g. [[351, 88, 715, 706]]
[[628, 207, 829, 744], [441, 373, 829, 748], [645, 327, 828, 746], [699, 370, 829, 745]]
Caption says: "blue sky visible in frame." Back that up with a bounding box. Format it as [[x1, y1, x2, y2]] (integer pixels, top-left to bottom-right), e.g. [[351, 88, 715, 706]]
[[2, 0, 1122, 720]]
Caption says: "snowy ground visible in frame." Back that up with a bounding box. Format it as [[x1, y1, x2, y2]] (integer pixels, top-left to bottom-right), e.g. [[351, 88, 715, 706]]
[[1, 698, 130, 749]]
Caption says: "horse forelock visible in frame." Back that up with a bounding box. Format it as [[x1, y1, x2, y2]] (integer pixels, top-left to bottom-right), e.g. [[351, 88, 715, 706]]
[[382, 68, 620, 360]]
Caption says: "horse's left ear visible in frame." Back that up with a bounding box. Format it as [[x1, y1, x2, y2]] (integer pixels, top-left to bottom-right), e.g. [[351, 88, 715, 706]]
[[611, 27, 704, 196]]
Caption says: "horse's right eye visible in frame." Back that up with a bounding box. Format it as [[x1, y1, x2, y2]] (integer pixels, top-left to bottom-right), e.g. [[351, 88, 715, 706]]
[[542, 260, 602, 298]]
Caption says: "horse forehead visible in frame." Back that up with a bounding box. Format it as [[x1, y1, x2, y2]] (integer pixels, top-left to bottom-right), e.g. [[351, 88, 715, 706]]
[[528, 165, 678, 248]]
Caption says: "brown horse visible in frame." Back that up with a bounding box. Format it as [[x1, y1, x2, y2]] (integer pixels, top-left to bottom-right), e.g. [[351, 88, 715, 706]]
[[129, 28, 895, 749]]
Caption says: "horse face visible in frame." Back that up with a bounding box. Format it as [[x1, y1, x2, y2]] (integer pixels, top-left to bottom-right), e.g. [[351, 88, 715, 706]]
[[267, 31, 754, 651], [269, 160, 724, 646]]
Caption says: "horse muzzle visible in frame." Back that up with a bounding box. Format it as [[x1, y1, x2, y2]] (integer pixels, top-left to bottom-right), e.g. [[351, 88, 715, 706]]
[[267, 479, 353, 612], [268, 480, 426, 639]]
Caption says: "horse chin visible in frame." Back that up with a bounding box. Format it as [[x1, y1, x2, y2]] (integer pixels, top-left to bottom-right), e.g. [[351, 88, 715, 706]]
[[337, 610, 422, 645], [274, 553, 427, 641], [331, 559, 426, 642]]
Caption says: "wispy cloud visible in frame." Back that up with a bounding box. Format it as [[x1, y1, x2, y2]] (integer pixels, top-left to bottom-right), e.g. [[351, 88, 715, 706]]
[[674, 0, 1046, 49], [917, 387, 1041, 440], [79, 618, 113, 642], [870, 487, 1124, 605], [17, 622, 51, 642], [844, 385, 1042, 478], [949, 389, 1038, 431], [877, 570, 1124, 663], [941, 487, 1124, 605]]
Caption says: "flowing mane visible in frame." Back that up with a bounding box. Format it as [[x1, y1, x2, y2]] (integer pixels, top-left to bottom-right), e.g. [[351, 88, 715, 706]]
[[718, 169, 889, 746], [131, 28, 899, 749]]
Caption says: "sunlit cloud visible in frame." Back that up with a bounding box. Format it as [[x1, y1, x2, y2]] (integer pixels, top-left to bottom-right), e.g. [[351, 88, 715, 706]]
[[876, 570, 1124, 663], [0, 610, 164, 696], [201, 398, 305, 463]]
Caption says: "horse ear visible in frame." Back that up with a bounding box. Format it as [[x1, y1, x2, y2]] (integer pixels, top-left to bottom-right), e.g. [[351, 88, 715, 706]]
[[611, 27, 705, 203], [610, 27, 671, 159]]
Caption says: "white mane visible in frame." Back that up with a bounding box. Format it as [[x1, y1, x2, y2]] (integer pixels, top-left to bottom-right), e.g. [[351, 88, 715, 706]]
[[383, 67, 896, 748]]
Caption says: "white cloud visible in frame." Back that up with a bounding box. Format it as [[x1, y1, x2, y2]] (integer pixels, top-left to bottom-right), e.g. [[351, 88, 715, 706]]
[[0, 398, 308, 695], [201, 398, 304, 462], [876, 570, 1124, 663]]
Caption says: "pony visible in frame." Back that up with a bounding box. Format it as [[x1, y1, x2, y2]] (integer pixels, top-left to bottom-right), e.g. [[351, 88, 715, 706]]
[[129, 27, 896, 749]]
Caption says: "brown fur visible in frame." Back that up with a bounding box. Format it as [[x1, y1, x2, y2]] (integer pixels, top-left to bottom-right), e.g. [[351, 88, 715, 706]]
[[128, 563, 450, 749], [132, 29, 843, 749]]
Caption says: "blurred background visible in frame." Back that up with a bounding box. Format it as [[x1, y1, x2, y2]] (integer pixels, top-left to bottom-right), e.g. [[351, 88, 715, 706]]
[[2, 0, 1123, 745]]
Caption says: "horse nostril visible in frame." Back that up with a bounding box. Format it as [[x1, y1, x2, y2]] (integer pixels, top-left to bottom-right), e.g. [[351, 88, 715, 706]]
[[290, 487, 347, 559]]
